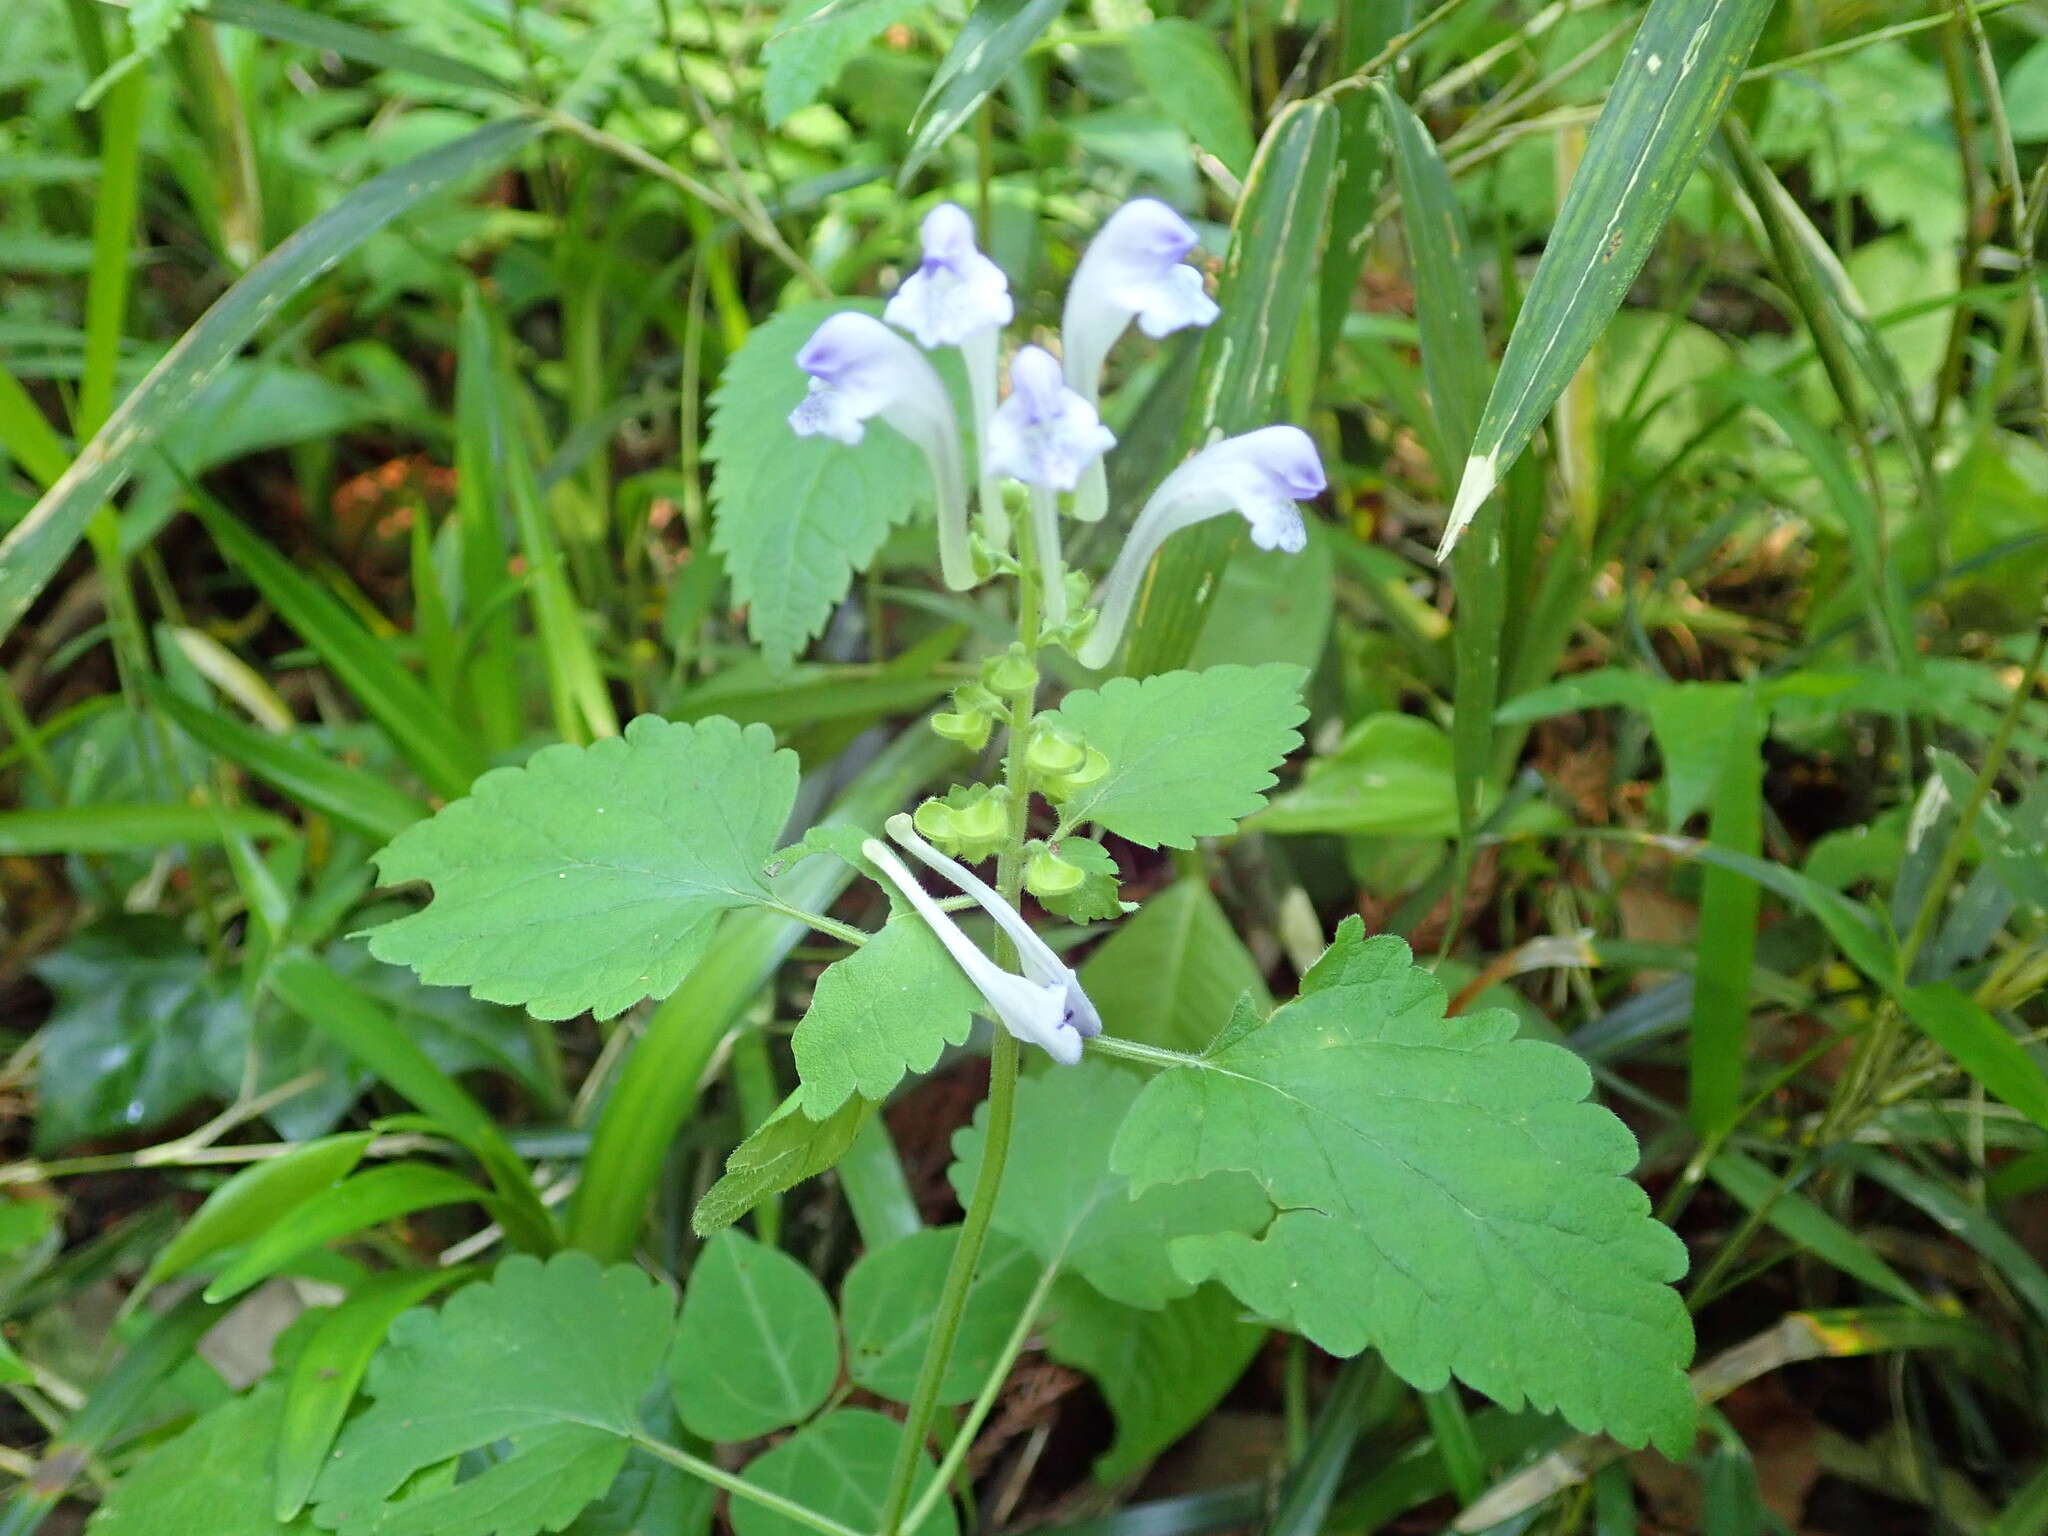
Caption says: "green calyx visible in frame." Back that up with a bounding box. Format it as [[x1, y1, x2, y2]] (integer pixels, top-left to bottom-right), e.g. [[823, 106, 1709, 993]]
[[911, 784, 1011, 863]]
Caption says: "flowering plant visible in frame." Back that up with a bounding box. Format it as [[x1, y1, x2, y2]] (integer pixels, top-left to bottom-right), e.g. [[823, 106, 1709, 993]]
[[352, 199, 1695, 1534]]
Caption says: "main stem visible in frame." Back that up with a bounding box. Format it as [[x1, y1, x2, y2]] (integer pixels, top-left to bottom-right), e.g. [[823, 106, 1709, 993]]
[[877, 527, 1044, 1535]]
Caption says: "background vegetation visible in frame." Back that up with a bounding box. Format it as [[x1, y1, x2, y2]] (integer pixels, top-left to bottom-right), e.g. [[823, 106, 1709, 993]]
[[1, 0, 2046, 1530]]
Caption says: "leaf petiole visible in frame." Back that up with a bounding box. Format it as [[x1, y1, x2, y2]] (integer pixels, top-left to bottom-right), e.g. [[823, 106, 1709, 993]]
[[627, 1433, 868, 1536]]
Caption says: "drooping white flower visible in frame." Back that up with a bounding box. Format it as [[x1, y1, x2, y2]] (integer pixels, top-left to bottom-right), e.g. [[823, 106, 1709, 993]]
[[885, 204, 1016, 553], [789, 311, 974, 589], [1079, 425, 1324, 670], [1060, 199, 1221, 522], [884, 202, 1014, 349], [885, 815, 1101, 1048], [985, 346, 1116, 493], [862, 834, 1094, 1065]]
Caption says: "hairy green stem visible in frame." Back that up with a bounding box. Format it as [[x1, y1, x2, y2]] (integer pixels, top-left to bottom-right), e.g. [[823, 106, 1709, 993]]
[[899, 1256, 1063, 1534], [877, 527, 1046, 1535]]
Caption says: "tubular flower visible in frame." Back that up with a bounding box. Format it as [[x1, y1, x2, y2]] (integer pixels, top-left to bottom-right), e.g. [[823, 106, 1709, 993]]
[[862, 833, 1095, 1065], [985, 345, 1116, 492], [1079, 425, 1324, 670], [789, 311, 974, 589], [1060, 199, 1220, 521], [884, 202, 1014, 348], [885, 814, 1101, 1052], [985, 345, 1116, 629], [885, 203, 1016, 550]]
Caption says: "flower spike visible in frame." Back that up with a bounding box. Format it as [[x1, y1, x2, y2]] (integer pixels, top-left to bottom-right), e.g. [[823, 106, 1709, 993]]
[[885, 203, 1016, 549], [861, 837, 1091, 1065], [886, 812, 1102, 1049], [789, 311, 974, 589], [1079, 425, 1324, 670], [1061, 199, 1220, 521]]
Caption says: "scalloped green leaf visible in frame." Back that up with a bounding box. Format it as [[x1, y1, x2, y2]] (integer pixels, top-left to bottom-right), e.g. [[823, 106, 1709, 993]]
[[1042, 664, 1307, 849], [367, 715, 798, 1021], [669, 1230, 839, 1442], [311, 1253, 675, 1536], [950, 1059, 1268, 1310], [792, 917, 981, 1117], [1111, 919, 1696, 1455]]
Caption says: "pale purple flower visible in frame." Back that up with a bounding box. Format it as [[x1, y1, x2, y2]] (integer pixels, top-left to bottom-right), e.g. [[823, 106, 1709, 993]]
[[862, 825, 1097, 1065], [884, 203, 1015, 553], [1079, 425, 1324, 670], [884, 203, 1014, 348], [985, 346, 1116, 492], [1060, 199, 1220, 522], [789, 311, 974, 589]]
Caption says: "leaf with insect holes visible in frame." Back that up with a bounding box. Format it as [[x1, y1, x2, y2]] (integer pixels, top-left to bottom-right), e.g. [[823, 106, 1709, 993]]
[[311, 1253, 674, 1536], [709, 301, 935, 669], [367, 716, 797, 1021], [1042, 665, 1307, 849], [1112, 919, 1697, 1455], [793, 918, 982, 1118]]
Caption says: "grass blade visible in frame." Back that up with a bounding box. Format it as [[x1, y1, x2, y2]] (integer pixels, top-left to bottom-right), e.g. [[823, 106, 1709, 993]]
[[1439, 0, 1774, 558], [189, 496, 484, 800], [1122, 100, 1339, 677], [899, 0, 1062, 186], [0, 802, 287, 853], [268, 953, 557, 1252], [1376, 81, 1497, 846], [1690, 692, 1763, 1135], [0, 117, 542, 647], [203, 0, 517, 96], [146, 681, 429, 842]]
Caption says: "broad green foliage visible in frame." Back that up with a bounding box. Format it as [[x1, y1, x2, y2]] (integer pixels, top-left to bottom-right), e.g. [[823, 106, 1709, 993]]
[[1079, 878, 1270, 1054], [792, 918, 981, 1117], [950, 1060, 1268, 1311], [368, 716, 797, 1020], [732, 1410, 955, 1536], [669, 1231, 839, 1441], [1045, 1280, 1265, 1484], [312, 1254, 673, 1536], [841, 1227, 1039, 1404], [761, 0, 922, 125], [86, 1384, 298, 1536], [1043, 664, 1308, 848], [708, 302, 932, 669], [1112, 920, 1697, 1454]]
